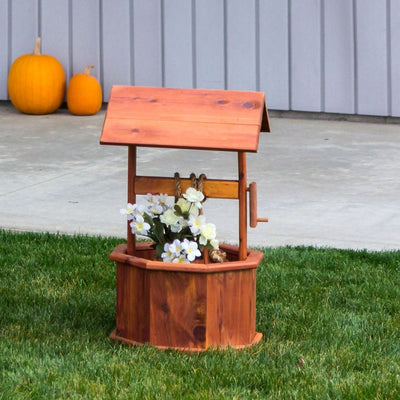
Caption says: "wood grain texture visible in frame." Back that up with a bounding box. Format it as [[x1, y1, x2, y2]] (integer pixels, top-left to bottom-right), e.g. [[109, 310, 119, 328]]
[[109, 243, 263, 350], [116, 260, 149, 342], [100, 86, 269, 152], [149, 270, 208, 349], [248, 182, 258, 228], [206, 269, 257, 346], [109, 243, 263, 273], [238, 152, 247, 260], [135, 176, 239, 199], [127, 146, 136, 255]]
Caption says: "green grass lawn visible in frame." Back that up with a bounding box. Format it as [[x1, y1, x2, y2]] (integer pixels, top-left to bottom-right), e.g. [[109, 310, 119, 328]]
[[1, 230, 400, 399]]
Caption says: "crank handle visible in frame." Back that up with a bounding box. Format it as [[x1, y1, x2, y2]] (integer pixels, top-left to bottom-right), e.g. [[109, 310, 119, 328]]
[[247, 182, 269, 228]]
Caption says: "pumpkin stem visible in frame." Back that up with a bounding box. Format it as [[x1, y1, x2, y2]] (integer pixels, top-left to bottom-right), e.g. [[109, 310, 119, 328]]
[[84, 65, 95, 75], [33, 37, 41, 55]]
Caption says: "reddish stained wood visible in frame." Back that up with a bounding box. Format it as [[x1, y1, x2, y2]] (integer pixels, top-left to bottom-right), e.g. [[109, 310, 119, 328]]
[[127, 146, 136, 255], [206, 269, 257, 347], [248, 182, 269, 228], [261, 100, 271, 132], [110, 243, 263, 273], [109, 243, 263, 350], [106, 86, 269, 127], [149, 271, 208, 349], [104, 86, 269, 351], [238, 152, 247, 260], [135, 176, 239, 199], [116, 261, 149, 342], [248, 182, 258, 228], [101, 118, 261, 152], [100, 86, 269, 152]]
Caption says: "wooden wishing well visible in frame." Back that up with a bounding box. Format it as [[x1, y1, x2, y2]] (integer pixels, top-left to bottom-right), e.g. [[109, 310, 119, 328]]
[[100, 86, 270, 351]]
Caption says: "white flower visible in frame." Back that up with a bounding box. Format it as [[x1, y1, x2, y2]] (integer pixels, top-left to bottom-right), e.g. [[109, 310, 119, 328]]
[[120, 203, 134, 215], [147, 203, 164, 217], [170, 219, 184, 233], [160, 208, 180, 226], [130, 215, 151, 235], [183, 187, 204, 209], [145, 193, 156, 204], [181, 239, 201, 262], [172, 255, 189, 264], [188, 214, 205, 236], [210, 238, 219, 249], [161, 242, 175, 262], [144, 194, 165, 216], [199, 223, 217, 245], [176, 198, 198, 216], [157, 194, 169, 210], [120, 204, 134, 220], [145, 193, 170, 212], [168, 239, 183, 257], [120, 203, 145, 221], [120, 188, 219, 264], [176, 198, 190, 212]]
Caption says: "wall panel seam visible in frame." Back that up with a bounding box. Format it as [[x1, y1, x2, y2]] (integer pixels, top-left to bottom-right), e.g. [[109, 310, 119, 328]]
[[255, 0, 260, 92], [37, 0, 41, 37], [99, 0, 104, 94], [223, 0, 228, 90], [386, 0, 392, 116], [352, 0, 358, 114], [320, 0, 325, 112], [288, 0, 292, 110], [68, 0, 73, 78], [160, 0, 165, 87], [129, 0, 135, 86], [7, 0, 11, 71], [191, 0, 197, 89], [3, 1, 396, 116]]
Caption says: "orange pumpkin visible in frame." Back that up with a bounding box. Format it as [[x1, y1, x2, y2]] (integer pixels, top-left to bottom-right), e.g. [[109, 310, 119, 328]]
[[67, 65, 102, 115], [7, 37, 66, 114]]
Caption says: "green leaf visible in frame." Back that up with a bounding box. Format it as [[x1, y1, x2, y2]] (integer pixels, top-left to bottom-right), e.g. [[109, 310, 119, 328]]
[[153, 218, 166, 246], [174, 205, 183, 216], [179, 226, 193, 238], [143, 213, 154, 227], [156, 243, 164, 259]]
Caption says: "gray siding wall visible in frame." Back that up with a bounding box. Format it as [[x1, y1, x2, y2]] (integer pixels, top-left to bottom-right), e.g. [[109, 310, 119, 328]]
[[1, 0, 399, 117]]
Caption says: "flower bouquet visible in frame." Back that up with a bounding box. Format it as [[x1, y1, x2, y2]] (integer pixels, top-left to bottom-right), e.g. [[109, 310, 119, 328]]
[[121, 187, 223, 264]]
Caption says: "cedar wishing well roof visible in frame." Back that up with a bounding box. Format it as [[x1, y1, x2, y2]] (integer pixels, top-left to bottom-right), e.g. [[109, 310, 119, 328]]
[[100, 86, 270, 153]]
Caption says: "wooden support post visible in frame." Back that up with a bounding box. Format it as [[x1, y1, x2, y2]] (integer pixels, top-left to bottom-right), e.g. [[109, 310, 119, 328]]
[[238, 151, 247, 260], [127, 145, 137, 256]]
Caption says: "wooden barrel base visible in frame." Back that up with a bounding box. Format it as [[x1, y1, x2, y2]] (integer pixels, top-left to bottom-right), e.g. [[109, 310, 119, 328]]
[[110, 329, 263, 352], [109, 242, 263, 351]]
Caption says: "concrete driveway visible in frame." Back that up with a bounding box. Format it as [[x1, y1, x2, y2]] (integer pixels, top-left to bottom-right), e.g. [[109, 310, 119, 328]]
[[1, 102, 399, 250]]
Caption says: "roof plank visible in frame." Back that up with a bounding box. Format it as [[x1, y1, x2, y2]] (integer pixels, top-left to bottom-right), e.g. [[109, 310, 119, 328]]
[[100, 86, 269, 152]]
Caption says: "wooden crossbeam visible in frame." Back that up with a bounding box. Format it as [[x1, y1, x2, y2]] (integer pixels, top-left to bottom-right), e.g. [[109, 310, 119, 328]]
[[134, 176, 239, 199]]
